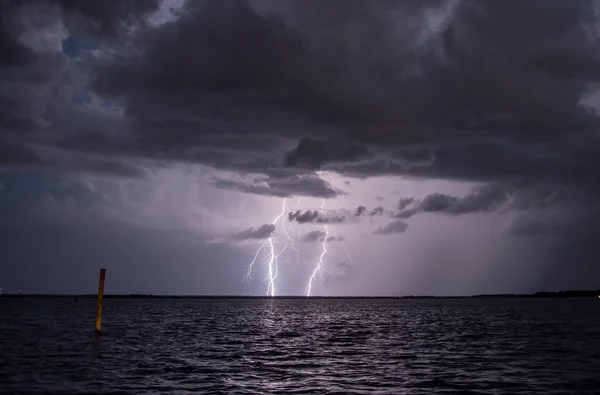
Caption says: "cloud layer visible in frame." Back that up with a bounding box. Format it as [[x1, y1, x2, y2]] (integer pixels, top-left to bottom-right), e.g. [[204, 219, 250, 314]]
[[374, 220, 409, 236], [232, 223, 276, 241], [2, 0, 600, 199], [299, 230, 344, 243], [288, 209, 353, 224], [2, 1, 600, 294], [393, 185, 510, 219]]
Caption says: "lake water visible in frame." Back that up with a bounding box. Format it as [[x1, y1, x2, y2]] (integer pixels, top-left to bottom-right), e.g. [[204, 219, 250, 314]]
[[1, 297, 599, 394]]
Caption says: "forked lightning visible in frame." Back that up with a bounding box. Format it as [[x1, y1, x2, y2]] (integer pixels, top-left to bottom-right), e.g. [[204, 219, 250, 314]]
[[305, 199, 329, 296], [245, 197, 344, 296]]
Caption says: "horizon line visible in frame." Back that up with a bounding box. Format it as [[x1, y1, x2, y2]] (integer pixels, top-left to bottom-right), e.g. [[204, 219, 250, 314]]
[[1, 289, 599, 299]]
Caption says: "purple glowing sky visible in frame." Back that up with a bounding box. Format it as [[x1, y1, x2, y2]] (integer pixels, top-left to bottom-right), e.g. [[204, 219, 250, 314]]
[[1, 0, 600, 295]]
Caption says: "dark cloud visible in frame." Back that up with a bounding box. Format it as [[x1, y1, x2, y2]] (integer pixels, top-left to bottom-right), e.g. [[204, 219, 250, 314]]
[[299, 230, 344, 243], [398, 197, 416, 210], [94, 1, 588, 166], [419, 194, 456, 212], [0, 139, 43, 167], [0, 11, 34, 68], [57, 0, 161, 38], [212, 174, 342, 198], [369, 206, 384, 216], [1, 0, 600, 201], [284, 137, 370, 169], [232, 223, 276, 241], [504, 181, 593, 211], [354, 206, 366, 216], [289, 210, 319, 223], [299, 230, 325, 242], [374, 220, 409, 235], [453, 184, 511, 213], [0, 0, 159, 66], [288, 209, 350, 224], [354, 205, 386, 217], [393, 185, 509, 218]]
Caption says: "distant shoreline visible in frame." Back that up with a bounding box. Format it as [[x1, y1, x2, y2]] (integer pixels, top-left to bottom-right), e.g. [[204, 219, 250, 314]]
[[1, 290, 599, 299]]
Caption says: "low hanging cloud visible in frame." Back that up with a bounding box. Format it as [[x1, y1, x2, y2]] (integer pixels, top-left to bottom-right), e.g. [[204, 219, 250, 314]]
[[284, 137, 371, 169], [231, 224, 276, 241], [354, 205, 387, 217], [369, 206, 385, 216], [393, 185, 509, 219], [355, 206, 367, 216], [288, 209, 352, 224], [398, 197, 416, 210], [299, 230, 344, 243], [374, 220, 409, 235], [211, 174, 343, 198]]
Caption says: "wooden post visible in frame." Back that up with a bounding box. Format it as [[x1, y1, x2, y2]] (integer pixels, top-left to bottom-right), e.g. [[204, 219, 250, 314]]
[[95, 268, 106, 334]]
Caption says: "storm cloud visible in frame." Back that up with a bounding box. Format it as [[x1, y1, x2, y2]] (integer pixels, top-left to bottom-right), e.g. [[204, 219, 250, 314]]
[[2, 0, 600, 295], [0, 0, 599, 197], [232, 223, 276, 241], [288, 209, 351, 224], [393, 185, 510, 219], [353, 205, 387, 217], [299, 230, 344, 243], [212, 174, 342, 198], [354, 206, 366, 216], [374, 220, 409, 236]]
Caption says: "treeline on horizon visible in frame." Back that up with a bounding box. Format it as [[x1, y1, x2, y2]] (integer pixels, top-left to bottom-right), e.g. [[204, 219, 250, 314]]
[[1, 290, 599, 299]]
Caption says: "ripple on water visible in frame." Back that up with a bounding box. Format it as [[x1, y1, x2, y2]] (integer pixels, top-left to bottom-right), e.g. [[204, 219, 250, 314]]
[[1, 298, 600, 394]]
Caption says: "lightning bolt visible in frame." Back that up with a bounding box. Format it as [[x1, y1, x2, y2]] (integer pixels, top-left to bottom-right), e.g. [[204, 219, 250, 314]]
[[342, 242, 354, 266], [245, 197, 299, 296], [243, 243, 264, 284], [246, 196, 344, 297], [264, 198, 290, 296], [306, 199, 329, 297], [288, 243, 301, 268], [265, 236, 277, 296]]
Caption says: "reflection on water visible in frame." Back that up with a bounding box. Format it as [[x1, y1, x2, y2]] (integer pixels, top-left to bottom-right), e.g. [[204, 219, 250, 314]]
[[1, 297, 599, 394]]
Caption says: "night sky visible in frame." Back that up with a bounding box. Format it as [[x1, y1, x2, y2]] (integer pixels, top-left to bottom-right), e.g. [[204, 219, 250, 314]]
[[1, 0, 600, 296]]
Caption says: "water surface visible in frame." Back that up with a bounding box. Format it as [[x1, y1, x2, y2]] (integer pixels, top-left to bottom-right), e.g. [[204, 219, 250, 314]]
[[1, 297, 599, 394]]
